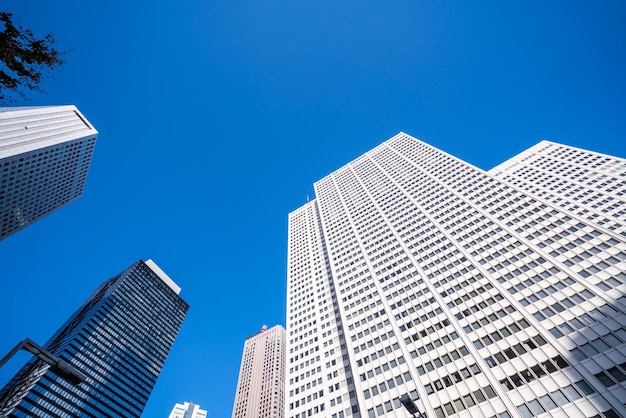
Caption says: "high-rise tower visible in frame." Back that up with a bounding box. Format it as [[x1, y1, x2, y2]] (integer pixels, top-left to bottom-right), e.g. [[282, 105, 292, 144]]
[[232, 325, 286, 418], [0, 259, 189, 417], [286, 133, 626, 418], [0, 106, 98, 240]]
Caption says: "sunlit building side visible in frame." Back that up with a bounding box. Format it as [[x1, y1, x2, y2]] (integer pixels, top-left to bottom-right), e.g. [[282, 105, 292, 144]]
[[232, 325, 286, 418], [286, 133, 626, 418]]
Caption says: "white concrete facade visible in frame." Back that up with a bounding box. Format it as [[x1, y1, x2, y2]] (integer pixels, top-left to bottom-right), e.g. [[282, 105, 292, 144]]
[[286, 133, 626, 418], [0, 106, 98, 239], [232, 325, 286, 418], [169, 401, 208, 418]]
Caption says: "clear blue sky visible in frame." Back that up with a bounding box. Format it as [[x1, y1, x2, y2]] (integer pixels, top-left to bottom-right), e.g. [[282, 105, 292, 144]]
[[1, 1, 625, 416]]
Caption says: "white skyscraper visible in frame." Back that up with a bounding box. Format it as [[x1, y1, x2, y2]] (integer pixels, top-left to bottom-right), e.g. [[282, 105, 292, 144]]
[[232, 325, 286, 418], [286, 133, 626, 418], [0, 105, 98, 240], [169, 401, 208, 418]]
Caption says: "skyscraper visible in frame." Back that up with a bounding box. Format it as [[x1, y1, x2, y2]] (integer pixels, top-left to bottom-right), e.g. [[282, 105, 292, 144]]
[[0, 105, 98, 240], [0, 259, 189, 417], [286, 133, 626, 418], [232, 325, 286, 418], [169, 401, 208, 418]]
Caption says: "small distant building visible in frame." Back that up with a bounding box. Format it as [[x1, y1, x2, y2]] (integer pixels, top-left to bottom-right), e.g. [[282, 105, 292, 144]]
[[169, 401, 207, 418], [232, 325, 285, 418]]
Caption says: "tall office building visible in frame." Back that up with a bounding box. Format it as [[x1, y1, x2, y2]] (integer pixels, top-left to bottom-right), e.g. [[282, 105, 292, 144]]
[[286, 133, 626, 418], [232, 325, 286, 418], [169, 401, 208, 418], [0, 106, 98, 240], [0, 259, 189, 417]]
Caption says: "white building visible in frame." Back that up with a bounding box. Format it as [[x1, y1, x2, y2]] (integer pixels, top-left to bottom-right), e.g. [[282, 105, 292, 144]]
[[286, 133, 626, 418], [232, 325, 286, 418], [0, 106, 98, 240], [168, 401, 208, 418]]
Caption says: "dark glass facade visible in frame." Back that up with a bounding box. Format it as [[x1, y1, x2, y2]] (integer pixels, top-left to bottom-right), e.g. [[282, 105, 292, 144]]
[[0, 260, 189, 417]]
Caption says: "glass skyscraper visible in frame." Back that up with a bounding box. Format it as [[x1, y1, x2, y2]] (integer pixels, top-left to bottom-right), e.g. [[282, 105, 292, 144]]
[[0, 106, 98, 240], [0, 259, 189, 417], [286, 133, 626, 418]]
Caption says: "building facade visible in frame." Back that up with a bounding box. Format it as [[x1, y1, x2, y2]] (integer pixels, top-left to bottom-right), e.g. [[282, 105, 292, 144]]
[[0, 106, 98, 240], [0, 259, 189, 417], [232, 325, 286, 418], [168, 401, 208, 418], [286, 133, 626, 418]]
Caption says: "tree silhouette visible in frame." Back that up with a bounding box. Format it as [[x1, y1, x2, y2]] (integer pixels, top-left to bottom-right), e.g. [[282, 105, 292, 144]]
[[0, 12, 67, 104]]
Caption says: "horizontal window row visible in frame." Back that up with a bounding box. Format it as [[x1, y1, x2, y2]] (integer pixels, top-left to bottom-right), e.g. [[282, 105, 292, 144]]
[[570, 332, 626, 361], [390, 295, 436, 312], [451, 290, 504, 317], [289, 377, 323, 397], [288, 390, 323, 409], [355, 342, 399, 363], [348, 309, 386, 331], [365, 392, 419, 418], [395, 305, 441, 322], [288, 401, 325, 416], [433, 385, 497, 418], [424, 363, 481, 394], [472, 318, 532, 349], [440, 276, 491, 301], [508, 276, 576, 297], [385, 281, 428, 301], [363, 372, 414, 399], [358, 357, 407, 382], [401, 311, 453, 334], [499, 355, 569, 390], [410, 331, 460, 356], [533, 301, 609, 323], [462, 303, 515, 334], [404, 318, 452, 342], [594, 361, 626, 388], [516, 380, 596, 418], [350, 329, 395, 345], [484, 334, 548, 367], [414, 346, 470, 374], [381, 275, 424, 293]]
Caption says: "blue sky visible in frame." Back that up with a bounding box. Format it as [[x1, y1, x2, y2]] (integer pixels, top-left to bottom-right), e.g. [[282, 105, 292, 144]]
[[1, 1, 625, 416]]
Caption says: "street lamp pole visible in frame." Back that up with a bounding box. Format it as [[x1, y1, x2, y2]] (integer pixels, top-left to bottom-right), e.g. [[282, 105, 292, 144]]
[[399, 394, 427, 418], [0, 337, 87, 415], [0, 338, 85, 386]]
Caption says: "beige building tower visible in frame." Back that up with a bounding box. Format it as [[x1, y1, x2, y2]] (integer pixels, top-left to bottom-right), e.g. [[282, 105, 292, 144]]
[[232, 325, 286, 418]]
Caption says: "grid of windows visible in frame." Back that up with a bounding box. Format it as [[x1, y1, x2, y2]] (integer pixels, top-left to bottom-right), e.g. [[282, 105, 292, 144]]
[[0, 106, 98, 240], [0, 260, 189, 417], [232, 326, 286, 418], [286, 133, 626, 417]]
